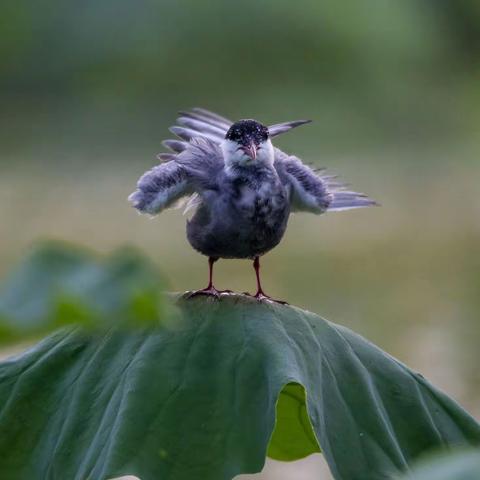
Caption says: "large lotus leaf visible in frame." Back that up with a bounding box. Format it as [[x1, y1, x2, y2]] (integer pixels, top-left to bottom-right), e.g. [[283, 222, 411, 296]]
[[0, 295, 479, 480], [397, 450, 480, 479], [0, 242, 166, 340]]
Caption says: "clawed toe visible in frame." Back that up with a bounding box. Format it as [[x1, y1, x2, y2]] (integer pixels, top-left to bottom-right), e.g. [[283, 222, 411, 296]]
[[256, 294, 288, 305], [186, 287, 221, 299], [247, 290, 288, 305], [186, 287, 236, 299]]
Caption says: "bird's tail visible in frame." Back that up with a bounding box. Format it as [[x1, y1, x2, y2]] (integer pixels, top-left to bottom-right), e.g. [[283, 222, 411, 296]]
[[327, 190, 379, 212]]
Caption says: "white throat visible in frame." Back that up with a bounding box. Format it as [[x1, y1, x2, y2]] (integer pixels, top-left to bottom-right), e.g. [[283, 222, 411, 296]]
[[221, 138, 274, 172]]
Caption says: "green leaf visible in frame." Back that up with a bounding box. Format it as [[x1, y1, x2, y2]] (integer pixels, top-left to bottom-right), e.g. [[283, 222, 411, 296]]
[[397, 450, 480, 480], [0, 295, 479, 480], [0, 242, 167, 340]]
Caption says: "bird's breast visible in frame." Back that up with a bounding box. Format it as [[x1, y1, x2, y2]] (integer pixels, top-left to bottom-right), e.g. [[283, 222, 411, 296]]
[[187, 178, 290, 259], [233, 182, 287, 225]]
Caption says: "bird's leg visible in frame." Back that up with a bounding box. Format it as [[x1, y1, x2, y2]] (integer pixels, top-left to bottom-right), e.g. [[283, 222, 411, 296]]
[[206, 256, 216, 291], [187, 257, 232, 297], [250, 256, 287, 304], [187, 257, 220, 297], [253, 256, 266, 299]]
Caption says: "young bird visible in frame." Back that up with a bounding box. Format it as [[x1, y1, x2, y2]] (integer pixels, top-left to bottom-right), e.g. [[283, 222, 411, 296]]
[[129, 108, 377, 301]]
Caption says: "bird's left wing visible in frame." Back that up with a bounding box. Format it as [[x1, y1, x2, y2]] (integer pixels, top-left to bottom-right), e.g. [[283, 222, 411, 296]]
[[275, 153, 377, 213]]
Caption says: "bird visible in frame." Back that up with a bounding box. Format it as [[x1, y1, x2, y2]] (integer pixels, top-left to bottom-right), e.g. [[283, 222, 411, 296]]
[[129, 108, 377, 302]]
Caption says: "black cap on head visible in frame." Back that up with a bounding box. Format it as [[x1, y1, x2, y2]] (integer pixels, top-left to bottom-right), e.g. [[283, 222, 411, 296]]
[[225, 119, 269, 146]]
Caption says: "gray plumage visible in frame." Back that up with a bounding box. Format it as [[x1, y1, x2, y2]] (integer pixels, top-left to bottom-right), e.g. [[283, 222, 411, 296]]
[[129, 108, 377, 260]]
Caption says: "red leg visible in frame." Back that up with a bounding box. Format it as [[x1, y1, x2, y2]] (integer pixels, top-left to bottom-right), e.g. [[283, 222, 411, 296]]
[[253, 256, 266, 298], [207, 256, 215, 290], [187, 257, 233, 298], [250, 257, 287, 304], [188, 257, 221, 297]]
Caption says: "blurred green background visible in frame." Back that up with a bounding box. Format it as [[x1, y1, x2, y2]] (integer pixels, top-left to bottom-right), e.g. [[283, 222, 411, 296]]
[[1, 1, 479, 478]]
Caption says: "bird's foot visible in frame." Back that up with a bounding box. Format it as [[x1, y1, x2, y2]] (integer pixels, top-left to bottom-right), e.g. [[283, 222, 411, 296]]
[[243, 290, 288, 305], [186, 286, 233, 299], [186, 286, 221, 299], [256, 292, 289, 305]]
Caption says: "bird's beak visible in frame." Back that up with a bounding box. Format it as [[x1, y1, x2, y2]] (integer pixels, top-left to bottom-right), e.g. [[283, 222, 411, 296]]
[[241, 142, 257, 160]]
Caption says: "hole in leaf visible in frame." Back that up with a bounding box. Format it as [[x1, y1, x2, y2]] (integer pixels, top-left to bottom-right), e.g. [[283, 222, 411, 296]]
[[267, 382, 321, 461]]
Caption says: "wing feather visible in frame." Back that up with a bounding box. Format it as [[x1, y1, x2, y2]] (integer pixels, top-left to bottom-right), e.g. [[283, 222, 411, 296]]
[[175, 137, 224, 189], [128, 161, 192, 215], [178, 111, 230, 129], [275, 154, 377, 213], [276, 155, 331, 213], [269, 120, 312, 137], [162, 139, 187, 153], [156, 153, 176, 161], [327, 191, 377, 211], [176, 109, 231, 141], [130, 109, 229, 216], [190, 107, 232, 126], [170, 126, 220, 143], [177, 117, 227, 138]]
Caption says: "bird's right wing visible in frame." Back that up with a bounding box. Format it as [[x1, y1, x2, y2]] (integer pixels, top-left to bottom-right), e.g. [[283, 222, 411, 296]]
[[160, 108, 232, 156], [174, 137, 225, 190], [128, 161, 192, 215], [129, 109, 230, 216], [129, 139, 226, 217]]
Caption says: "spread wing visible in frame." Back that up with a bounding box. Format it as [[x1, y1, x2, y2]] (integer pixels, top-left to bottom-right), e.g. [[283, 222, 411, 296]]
[[161, 108, 232, 152], [129, 139, 225, 215], [275, 153, 377, 214], [129, 109, 228, 215], [128, 161, 192, 215], [129, 107, 328, 216]]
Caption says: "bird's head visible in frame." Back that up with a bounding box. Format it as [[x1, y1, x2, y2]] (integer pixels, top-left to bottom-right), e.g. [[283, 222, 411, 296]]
[[222, 119, 274, 168]]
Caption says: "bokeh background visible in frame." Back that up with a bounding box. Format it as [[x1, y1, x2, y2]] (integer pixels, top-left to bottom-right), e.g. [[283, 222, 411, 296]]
[[1, 1, 479, 478]]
